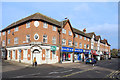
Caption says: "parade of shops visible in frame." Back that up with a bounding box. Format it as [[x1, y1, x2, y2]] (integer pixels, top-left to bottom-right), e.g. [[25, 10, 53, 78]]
[[0, 12, 111, 65]]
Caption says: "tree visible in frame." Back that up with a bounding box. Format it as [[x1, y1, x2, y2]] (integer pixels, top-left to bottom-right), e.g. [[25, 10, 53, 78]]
[[111, 49, 118, 58]]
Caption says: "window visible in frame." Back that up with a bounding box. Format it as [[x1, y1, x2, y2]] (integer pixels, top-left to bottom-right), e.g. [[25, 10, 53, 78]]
[[8, 30, 10, 34], [3, 32, 5, 35], [53, 26, 56, 31], [26, 22, 30, 28], [79, 35, 82, 39], [62, 29, 66, 34], [34, 21, 39, 27], [8, 39, 10, 44], [88, 38, 89, 41], [24, 49, 28, 59], [62, 39, 66, 45], [69, 31, 72, 36], [43, 22, 48, 28], [2, 40, 5, 46], [34, 34, 39, 40], [75, 42, 78, 47], [79, 43, 82, 48], [84, 37, 86, 40], [0, 32, 1, 36], [14, 27, 18, 32], [26, 35, 30, 42], [43, 35, 47, 43], [68, 40, 72, 46], [14, 37, 18, 44], [75, 34, 78, 38], [46, 49, 50, 58], [87, 44, 89, 49], [84, 44, 86, 49], [52, 37, 56, 44]]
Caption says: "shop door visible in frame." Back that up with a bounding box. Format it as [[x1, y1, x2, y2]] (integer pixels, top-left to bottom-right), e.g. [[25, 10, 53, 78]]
[[45, 49, 50, 64], [32, 50, 41, 64]]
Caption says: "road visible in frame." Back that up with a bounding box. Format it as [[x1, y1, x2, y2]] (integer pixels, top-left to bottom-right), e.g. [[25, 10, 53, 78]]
[[1, 58, 120, 79]]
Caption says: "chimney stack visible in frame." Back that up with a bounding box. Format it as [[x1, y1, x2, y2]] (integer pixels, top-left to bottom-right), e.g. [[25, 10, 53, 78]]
[[83, 28, 86, 33]]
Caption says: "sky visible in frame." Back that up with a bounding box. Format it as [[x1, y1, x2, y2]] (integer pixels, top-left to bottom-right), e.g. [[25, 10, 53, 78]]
[[1, 2, 118, 49]]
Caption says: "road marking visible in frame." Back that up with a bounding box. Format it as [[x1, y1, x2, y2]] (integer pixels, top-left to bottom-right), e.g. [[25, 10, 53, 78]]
[[13, 73, 41, 78], [106, 70, 119, 78], [62, 68, 94, 78], [49, 70, 73, 74]]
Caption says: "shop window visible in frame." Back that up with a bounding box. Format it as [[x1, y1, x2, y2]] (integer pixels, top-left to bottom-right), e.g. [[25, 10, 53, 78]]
[[43, 35, 47, 43], [3, 32, 5, 35], [53, 26, 56, 31], [46, 49, 50, 58], [24, 49, 28, 59], [14, 37, 18, 44], [2, 40, 5, 46], [14, 27, 18, 32], [43, 22, 48, 28], [68, 40, 72, 46], [34, 34, 39, 40], [79, 43, 82, 48], [8, 30, 10, 34], [75, 34, 78, 38], [52, 51, 56, 58], [62, 53, 72, 61], [69, 31, 72, 36], [13, 50, 15, 59], [26, 34, 30, 42], [62, 29, 66, 34], [8, 39, 10, 44], [62, 39, 66, 45], [52, 37, 56, 44], [26, 22, 30, 28], [75, 42, 78, 47], [84, 44, 86, 49]]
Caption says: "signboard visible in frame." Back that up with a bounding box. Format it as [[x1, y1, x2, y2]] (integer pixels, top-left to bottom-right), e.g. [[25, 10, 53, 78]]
[[61, 47, 73, 52], [51, 46, 56, 51], [75, 48, 83, 53], [84, 49, 90, 54]]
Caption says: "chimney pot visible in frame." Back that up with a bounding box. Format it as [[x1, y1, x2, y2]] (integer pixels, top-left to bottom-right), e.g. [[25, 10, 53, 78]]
[[83, 28, 86, 33]]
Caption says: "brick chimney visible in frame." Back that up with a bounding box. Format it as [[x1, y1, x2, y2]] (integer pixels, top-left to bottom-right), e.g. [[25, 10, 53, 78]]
[[83, 28, 86, 33]]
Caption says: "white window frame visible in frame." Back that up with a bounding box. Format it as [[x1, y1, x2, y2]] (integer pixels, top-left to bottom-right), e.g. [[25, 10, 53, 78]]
[[75, 34, 78, 38], [53, 26, 56, 31], [79, 43, 82, 48], [68, 40, 72, 46], [46, 49, 50, 58], [87, 44, 89, 49], [75, 42, 78, 47], [8, 39, 10, 44], [79, 35, 82, 39], [84, 37, 86, 40], [43, 35, 47, 43], [69, 31, 72, 36], [3, 32, 5, 35], [26, 34, 30, 43], [52, 37, 56, 44], [14, 37, 18, 44], [62, 29, 66, 34], [62, 39, 66, 45], [34, 34, 39, 40], [84, 44, 86, 49], [2, 40, 5, 46], [43, 22, 48, 28], [8, 30, 10, 34], [26, 22, 30, 28], [0, 32, 1, 36], [14, 27, 18, 32]]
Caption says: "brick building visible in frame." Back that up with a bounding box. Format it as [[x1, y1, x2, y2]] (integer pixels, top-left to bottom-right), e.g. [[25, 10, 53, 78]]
[[0, 12, 111, 64]]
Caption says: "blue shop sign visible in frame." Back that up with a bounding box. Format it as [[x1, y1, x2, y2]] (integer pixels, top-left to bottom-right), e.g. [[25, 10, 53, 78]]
[[61, 47, 73, 52], [75, 48, 83, 53], [83, 49, 90, 54]]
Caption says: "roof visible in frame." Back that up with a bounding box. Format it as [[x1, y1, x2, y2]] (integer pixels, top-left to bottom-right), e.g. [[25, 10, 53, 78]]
[[2, 13, 61, 31], [86, 32, 96, 38], [95, 35, 101, 41], [73, 28, 90, 38]]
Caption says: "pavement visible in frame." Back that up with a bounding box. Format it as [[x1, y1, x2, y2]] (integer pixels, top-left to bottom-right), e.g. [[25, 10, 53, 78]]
[[1, 58, 120, 79]]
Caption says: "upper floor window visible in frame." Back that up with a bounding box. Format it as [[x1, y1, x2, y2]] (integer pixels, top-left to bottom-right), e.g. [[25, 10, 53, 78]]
[[84, 44, 86, 49], [84, 37, 86, 40], [3, 32, 5, 35], [88, 38, 89, 41], [79, 35, 82, 39], [43, 35, 47, 43], [79, 43, 82, 48], [75, 42, 78, 47], [68, 40, 72, 46], [53, 26, 56, 31], [26, 35, 30, 43], [26, 22, 30, 28], [87, 44, 89, 49], [69, 31, 72, 36], [14, 37, 18, 44], [8, 30, 10, 34], [52, 37, 56, 44], [8, 39, 10, 44], [2, 40, 5, 46], [62, 39, 66, 45], [0, 32, 1, 36], [43, 22, 48, 28], [62, 29, 66, 34], [75, 34, 78, 38], [34, 34, 39, 40], [34, 21, 39, 27], [14, 27, 18, 32]]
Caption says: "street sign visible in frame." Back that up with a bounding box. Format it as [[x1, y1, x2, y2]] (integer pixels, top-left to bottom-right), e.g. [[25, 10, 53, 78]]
[[51, 46, 56, 51]]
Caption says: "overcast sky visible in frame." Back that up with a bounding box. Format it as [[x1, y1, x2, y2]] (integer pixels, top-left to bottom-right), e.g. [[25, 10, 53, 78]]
[[1, 2, 118, 49]]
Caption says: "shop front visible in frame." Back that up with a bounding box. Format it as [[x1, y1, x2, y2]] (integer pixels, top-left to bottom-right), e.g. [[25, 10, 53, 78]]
[[83, 49, 90, 61], [91, 50, 99, 60], [74, 48, 83, 62], [61, 47, 73, 63]]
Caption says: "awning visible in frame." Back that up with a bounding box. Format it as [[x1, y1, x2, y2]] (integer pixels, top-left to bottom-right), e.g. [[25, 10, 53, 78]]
[[91, 50, 99, 56]]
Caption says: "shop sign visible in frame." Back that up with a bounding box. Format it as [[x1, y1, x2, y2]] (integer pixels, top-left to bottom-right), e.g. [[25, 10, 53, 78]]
[[61, 47, 73, 52], [84, 49, 90, 54], [75, 48, 83, 53], [51, 46, 56, 51]]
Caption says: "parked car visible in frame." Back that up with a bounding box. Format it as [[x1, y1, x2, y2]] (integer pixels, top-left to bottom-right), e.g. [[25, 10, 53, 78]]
[[85, 58, 97, 64]]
